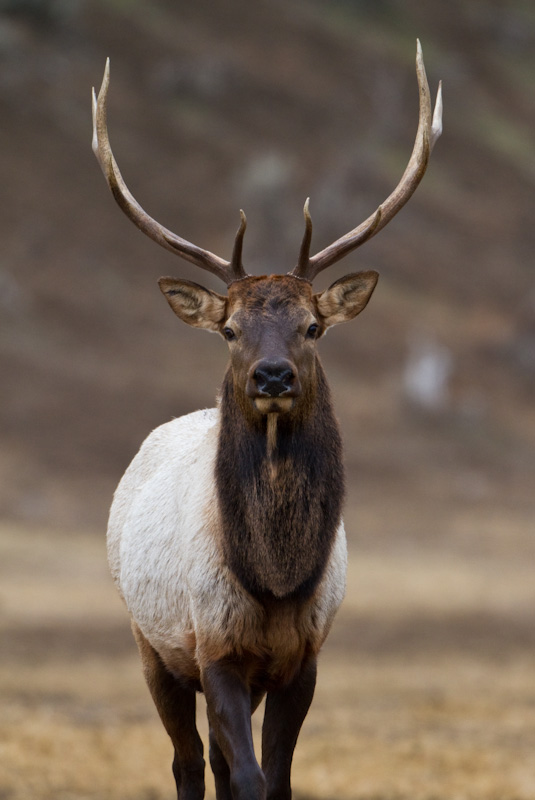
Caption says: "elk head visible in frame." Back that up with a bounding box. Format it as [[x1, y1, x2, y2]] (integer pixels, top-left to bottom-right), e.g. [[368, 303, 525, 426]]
[[156, 271, 379, 422], [92, 42, 442, 423]]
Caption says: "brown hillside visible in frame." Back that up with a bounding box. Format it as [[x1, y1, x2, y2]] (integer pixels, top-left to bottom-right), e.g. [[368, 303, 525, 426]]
[[1, 0, 534, 531]]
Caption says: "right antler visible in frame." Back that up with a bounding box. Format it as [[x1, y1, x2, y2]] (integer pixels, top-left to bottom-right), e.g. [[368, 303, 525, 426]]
[[291, 40, 443, 282], [92, 59, 248, 286]]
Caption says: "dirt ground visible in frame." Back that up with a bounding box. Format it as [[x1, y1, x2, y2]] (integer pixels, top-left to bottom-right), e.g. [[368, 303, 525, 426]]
[[1, 496, 534, 800]]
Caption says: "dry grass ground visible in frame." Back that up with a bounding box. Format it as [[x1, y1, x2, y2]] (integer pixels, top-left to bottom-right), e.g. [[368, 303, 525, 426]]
[[1, 502, 534, 800]]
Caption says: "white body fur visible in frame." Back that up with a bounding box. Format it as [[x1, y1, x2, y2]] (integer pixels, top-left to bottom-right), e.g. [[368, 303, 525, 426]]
[[107, 407, 347, 683]]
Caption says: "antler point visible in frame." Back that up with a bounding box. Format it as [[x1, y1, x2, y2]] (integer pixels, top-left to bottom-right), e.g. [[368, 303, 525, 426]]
[[303, 197, 312, 225], [431, 81, 443, 147]]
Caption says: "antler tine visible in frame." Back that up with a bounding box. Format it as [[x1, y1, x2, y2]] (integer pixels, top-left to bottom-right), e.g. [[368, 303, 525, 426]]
[[230, 209, 247, 277], [293, 198, 313, 278], [92, 59, 247, 285], [291, 40, 442, 282]]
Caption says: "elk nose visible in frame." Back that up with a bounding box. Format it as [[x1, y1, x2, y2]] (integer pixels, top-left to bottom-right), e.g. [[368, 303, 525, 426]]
[[253, 361, 295, 397]]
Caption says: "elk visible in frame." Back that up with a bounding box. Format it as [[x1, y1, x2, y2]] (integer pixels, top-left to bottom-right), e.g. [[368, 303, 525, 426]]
[[92, 41, 441, 800]]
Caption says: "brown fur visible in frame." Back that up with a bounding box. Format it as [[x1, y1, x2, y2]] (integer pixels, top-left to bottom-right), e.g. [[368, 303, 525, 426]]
[[216, 360, 344, 600]]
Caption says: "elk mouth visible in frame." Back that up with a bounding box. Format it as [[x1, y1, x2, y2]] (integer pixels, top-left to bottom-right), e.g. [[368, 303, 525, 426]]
[[253, 397, 294, 414]]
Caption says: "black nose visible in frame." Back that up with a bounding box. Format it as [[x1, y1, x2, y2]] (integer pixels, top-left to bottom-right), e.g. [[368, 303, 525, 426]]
[[253, 361, 295, 397]]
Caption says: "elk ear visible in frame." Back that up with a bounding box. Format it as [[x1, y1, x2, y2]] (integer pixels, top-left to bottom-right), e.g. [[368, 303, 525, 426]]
[[315, 271, 379, 328], [158, 278, 228, 332]]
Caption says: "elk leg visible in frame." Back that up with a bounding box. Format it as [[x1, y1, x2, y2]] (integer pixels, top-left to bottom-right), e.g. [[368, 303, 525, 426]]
[[132, 624, 205, 800], [208, 726, 232, 800], [261, 656, 317, 800], [208, 688, 265, 800], [202, 661, 266, 800]]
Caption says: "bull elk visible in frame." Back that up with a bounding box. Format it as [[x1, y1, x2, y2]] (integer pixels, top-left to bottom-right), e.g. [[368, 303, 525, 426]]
[[92, 41, 441, 800]]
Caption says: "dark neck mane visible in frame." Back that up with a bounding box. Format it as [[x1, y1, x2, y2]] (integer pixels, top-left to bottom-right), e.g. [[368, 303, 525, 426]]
[[215, 361, 344, 601]]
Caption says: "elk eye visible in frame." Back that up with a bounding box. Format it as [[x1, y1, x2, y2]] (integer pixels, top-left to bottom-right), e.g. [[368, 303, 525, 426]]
[[306, 323, 320, 339], [223, 326, 236, 341]]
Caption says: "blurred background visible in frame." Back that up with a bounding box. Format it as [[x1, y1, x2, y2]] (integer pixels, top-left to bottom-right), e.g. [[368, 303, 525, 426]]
[[1, 1, 534, 798]]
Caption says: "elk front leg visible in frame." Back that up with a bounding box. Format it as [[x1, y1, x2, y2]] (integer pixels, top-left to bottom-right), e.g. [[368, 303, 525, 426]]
[[208, 726, 232, 800], [208, 688, 266, 800], [202, 661, 266, 800], [132, 624, 205, 800], [261, 656, 317, 800]]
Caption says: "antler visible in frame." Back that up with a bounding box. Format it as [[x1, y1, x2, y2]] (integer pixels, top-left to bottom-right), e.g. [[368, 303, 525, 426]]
[[291, 40, 443, 282], [92, 59, 248, 286]]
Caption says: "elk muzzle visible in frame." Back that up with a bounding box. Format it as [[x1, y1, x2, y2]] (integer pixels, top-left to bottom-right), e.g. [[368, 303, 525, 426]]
[[246, 359, 301, 413]]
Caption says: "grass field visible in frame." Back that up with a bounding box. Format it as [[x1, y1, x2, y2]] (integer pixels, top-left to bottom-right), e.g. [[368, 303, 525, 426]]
[[1, 501, 534, 800]]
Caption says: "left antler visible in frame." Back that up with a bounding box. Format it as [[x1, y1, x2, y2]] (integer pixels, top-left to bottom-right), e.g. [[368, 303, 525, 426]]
[[92, 59, 248, 286], [291, 40, 442, 282]]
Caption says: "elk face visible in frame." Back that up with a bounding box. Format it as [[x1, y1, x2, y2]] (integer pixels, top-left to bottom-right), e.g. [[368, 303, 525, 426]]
[[159, 271, 378, 420]]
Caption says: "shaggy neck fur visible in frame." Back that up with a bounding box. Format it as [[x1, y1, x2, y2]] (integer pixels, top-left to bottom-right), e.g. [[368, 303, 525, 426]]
[[215, 359, 344, 602]]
